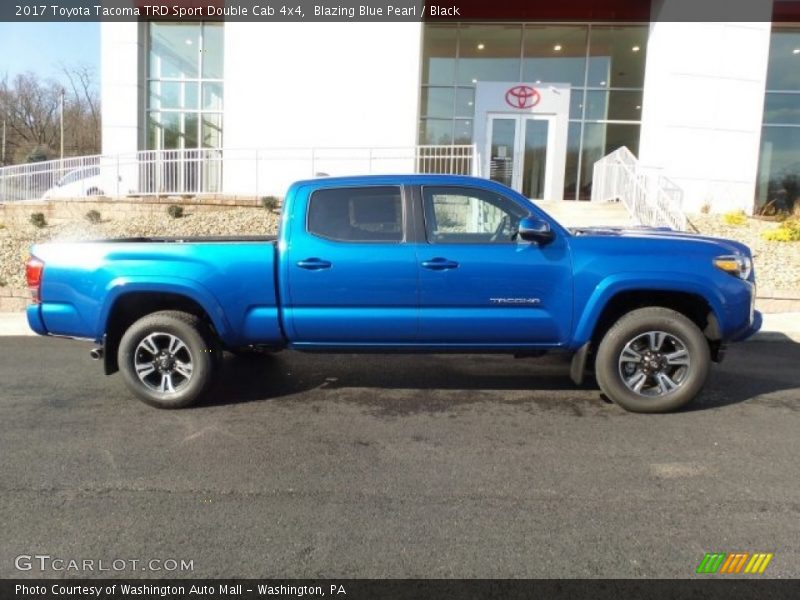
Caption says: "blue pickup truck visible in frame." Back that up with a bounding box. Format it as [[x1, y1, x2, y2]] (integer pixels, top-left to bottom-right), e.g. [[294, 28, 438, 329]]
[[25, 175, 761, 412]]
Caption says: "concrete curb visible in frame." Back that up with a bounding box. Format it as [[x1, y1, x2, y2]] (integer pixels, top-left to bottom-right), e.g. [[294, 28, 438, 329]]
[[1, 311, 798, 342], [0, 313, 34, 336]]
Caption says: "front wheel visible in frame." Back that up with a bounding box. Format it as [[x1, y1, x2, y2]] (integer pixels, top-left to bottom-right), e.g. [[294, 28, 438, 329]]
[[118, 310, 219, 408], [595, 307, 710, 413]]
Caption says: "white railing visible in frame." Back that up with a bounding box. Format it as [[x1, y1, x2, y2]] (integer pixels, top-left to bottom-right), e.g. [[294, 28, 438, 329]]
[[0, 145, 477, 202], [0, 154, 102, 202], [591, 146, 687, 231]]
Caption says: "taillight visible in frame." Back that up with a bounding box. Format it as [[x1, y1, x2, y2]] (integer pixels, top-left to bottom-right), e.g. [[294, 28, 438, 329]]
[[26, 256, 44, 304]]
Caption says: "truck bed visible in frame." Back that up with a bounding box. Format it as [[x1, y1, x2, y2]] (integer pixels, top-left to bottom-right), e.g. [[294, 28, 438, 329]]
[[28, 237, 284, 347]]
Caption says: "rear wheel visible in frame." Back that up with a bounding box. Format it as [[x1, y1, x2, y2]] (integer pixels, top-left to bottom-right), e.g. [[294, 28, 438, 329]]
[[595, 307, 710, 413], [118, 310, 219, 408]]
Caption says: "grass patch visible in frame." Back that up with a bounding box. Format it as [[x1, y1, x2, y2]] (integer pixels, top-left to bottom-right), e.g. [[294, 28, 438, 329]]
[[762, 217, 800, 242], [29, 213, 47, 228], [261, 196, 280, 210], [722, 210, 747, 226]]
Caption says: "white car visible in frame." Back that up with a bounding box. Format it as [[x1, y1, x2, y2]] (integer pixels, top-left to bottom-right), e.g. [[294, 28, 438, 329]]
[[42, 166, 122, 200]]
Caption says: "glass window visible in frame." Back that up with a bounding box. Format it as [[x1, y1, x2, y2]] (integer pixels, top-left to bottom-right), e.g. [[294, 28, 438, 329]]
[[585, 90, 644, 121], [422, 186, 527, 244], [765, 28, 800, 90], [184, 114, 198, 148], [422, 24, 457, 85], [416, 23, 649, 201], [201, 23, 224, 79], [587, 26, 648, 89], [419, 119, 453, 145], [763, 93, 800, 125], [307, 187, 404, 242], [570, 90, 585, 120], [149, 23, 200, 79], [202, 114, 223, 148], [420, 87, 454, 118], [756, 127, 800, 210], [150, 81, 197, 111], [457, 24, 522, 85], [757, 27, 800, 208], [183, 82, 199, 110], [202, 82, 223, 111], [454, 119, 473, 144], [147, 22, 223, 151], [580, 123, 641, 199], [455, 87, 475, 117], [160, 112, 182, 150], [522, 25, 588, 87], [564, 122, 582, 200], [146, 114, 159, 150]]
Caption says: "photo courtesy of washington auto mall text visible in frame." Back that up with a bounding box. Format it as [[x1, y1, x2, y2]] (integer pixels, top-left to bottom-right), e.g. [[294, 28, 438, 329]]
[[14, 583, 348, 597]]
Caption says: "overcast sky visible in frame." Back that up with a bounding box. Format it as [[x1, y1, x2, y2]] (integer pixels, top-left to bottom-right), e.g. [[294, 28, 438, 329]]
[[0, 22, 100, 84]]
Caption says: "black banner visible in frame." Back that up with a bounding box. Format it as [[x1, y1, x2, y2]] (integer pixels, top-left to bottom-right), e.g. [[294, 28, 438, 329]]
[[3, 579, 800, 600], [0, 0, 798, 22]]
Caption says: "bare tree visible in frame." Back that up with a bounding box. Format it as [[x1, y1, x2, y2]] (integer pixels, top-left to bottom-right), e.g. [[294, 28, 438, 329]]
[[0, 67, 100, 165], [61, 64, 101, 155]]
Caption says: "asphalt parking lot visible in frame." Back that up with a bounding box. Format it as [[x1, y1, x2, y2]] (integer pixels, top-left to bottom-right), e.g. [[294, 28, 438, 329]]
[[1, 336, 799, 579]]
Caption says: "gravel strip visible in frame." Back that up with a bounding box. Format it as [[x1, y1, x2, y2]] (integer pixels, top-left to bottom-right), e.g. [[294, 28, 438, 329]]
[[0, 208, 280, 289], [689, 214, 800, 293], [1, 208, 797, 295]]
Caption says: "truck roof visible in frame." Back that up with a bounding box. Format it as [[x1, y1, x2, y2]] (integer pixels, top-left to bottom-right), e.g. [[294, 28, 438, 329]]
[[290, 173, 497, 188]]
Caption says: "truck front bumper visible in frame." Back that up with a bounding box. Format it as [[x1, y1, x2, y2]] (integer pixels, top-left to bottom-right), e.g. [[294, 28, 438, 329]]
[[733, 310, 763, 342]]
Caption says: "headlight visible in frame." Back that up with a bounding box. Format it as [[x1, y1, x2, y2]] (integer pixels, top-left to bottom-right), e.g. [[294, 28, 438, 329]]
[[713, 255, 752, 280]]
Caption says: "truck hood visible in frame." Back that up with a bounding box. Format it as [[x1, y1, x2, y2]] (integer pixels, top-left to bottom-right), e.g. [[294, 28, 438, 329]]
[[568, 225, 753, 256]]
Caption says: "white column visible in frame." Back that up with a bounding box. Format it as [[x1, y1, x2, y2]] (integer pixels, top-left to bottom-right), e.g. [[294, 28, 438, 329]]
[[100, 22, 144, 156], [222, 22, 423, 196], [638, 4, 773, 213]]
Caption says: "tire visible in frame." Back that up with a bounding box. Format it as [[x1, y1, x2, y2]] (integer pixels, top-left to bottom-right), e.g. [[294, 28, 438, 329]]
[[117, 310, 219, 409], [595, 307, 710, 413]]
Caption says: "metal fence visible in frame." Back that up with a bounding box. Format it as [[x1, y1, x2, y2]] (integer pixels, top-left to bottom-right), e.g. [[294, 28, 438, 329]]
[[0, 155, 102, 202], [0, 145, 477, 202], [591, 146, 687, 231]]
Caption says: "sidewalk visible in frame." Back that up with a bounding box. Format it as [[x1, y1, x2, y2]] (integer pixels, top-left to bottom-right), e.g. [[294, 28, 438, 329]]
[[1, 311, 798, 342]]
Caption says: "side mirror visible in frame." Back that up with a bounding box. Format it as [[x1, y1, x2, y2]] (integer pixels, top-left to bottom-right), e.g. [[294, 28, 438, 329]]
[[518, 216, 555, 244]]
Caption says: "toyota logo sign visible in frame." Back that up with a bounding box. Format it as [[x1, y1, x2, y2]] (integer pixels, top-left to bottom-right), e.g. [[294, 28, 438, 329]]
[[505, 85, 541, 109]]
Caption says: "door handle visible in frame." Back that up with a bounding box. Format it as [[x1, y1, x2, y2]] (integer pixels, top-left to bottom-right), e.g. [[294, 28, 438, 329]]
[[421, 258, 459, 271], [297, 258, 332, 270]]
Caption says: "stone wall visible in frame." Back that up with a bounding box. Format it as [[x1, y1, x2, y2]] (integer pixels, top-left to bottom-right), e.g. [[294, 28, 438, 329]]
[[0, 287, 27, 312], [0, 196, 268, 312], [0, 195, 263, 226]]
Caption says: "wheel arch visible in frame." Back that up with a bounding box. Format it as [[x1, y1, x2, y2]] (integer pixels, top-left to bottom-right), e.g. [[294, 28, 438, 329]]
[[574, 277, 725, 360], [100, 287, 226, 375]]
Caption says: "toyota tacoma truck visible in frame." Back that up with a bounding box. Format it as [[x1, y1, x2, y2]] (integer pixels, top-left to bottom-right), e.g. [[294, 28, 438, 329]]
[[25, 175, 761, 412]]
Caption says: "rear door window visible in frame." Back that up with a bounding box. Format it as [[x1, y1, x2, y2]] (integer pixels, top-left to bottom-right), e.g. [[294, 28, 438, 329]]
[[307, 186, 404, 242]]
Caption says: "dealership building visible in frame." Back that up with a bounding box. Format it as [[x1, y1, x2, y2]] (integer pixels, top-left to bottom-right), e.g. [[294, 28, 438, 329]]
[[100, 0, 800, 214]]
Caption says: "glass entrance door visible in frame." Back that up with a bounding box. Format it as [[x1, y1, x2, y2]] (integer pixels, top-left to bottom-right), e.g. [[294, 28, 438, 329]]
[[487, 115, 552, 199], [488, 118, 516, 189]]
